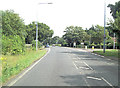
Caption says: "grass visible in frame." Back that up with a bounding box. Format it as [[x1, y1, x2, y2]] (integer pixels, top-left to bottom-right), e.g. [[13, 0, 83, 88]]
[[93, 49, 119, 58], [0, 48, 47, 84]]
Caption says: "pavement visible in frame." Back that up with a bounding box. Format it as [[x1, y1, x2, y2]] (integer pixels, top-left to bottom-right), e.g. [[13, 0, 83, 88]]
[[4, 47, 119, 87]]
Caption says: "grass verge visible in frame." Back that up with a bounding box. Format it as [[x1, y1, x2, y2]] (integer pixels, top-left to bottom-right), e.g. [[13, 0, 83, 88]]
[[0, 48, 47, 84], [93, 49, 118, 59]]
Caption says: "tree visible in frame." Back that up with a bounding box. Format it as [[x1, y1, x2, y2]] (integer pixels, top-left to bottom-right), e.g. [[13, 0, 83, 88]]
[[107, 1, 120, 19], [86, 25, 110, 44], [58, 37, 68, 46], [0, 11, 2, 55], [108, 1, 120, 49], [2, 10, 26, 37], [2, 10, 26, 55], [25, 22, 54, 44], [63, 26, 88, 47], [51, 36, 60, 44]]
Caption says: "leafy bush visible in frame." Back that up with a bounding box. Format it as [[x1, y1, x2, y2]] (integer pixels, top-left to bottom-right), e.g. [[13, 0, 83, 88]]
[[84, 41, 89, 46], [76, 45, 81, 48], [55, 44, 61, 47], [32, 40, 43, 50], [2, 35, 25, 55]]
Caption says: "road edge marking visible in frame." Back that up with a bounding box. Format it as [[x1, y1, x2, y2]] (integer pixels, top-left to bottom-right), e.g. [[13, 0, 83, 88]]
[[7, 48, 51, 86]]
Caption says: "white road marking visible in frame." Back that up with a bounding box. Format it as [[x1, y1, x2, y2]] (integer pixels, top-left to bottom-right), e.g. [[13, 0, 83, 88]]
[[79, 67, 90, 70], [73, 58, 78, 60], [101, 77, 114, 88], [83, 77, 90, 86], [83, 62, 94, 70], [87, 76, 102, 81], [74, 61, 78, 63], [73, 62, 78, 69], [7, 48, 51, 86]]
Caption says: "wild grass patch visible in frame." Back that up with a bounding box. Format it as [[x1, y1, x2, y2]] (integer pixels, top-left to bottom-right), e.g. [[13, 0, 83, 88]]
[[0, 49, 47, 83]]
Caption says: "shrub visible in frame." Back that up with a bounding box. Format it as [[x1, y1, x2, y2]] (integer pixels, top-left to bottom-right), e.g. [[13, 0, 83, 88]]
[[76, 45, 81, 48], [32, 40, 43, 50], [2, 35, 25, 55]]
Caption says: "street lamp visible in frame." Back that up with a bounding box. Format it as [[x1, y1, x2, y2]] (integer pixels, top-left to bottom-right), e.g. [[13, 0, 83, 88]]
[[36, 2, 53, 50], [103, 0, 106, 53]]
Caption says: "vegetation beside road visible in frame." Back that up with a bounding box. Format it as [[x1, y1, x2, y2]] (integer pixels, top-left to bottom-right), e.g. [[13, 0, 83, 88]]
[[93, 49, 119, 59], [0, 49, 47, 83]]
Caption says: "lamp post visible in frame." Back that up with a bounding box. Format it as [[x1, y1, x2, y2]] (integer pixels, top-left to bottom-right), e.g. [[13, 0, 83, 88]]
[[36, 2, 53, 51], [113, 33, 115, 49], [103, 0, 106, 53]]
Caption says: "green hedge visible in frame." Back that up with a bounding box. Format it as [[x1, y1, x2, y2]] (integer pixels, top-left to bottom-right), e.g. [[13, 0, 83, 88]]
[[31, 40, 43, 50], [2, 35, 25, 55]]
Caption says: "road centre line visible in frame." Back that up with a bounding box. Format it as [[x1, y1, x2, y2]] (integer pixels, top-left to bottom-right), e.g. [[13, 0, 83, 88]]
[[87, 76, 102, 81], [101, 77, 114, 88], [7, 48, 51, 87], [83, 62, 94, 70], [73, 62, 78, 69]]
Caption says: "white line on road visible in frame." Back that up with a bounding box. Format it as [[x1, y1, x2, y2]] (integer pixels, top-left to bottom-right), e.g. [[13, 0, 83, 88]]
[[79, 67, 90, 70], [73, 62, 78, 69], [101, 77, 114, 88], [87, 76, 102, 81], [83, 62, 94, 70], [74, 61, 78, 63], [7, 48, 51, 86]]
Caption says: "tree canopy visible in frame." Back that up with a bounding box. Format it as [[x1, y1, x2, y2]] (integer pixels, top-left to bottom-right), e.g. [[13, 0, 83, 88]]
[[25, 22, 54, 44]]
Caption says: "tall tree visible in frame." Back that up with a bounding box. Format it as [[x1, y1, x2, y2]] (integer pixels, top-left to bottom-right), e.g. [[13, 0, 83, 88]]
[[25, 22, 54, 44], [63, 26, 88, 46], [108, 1, 120, 19], [2, 10, 26, 37], [108, 1, 120, 49], [2, 10, 26, 55], [87, 25, 110, 44]]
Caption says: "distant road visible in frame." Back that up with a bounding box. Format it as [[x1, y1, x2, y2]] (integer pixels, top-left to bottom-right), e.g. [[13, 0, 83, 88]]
[[7, 47, 118, 87]]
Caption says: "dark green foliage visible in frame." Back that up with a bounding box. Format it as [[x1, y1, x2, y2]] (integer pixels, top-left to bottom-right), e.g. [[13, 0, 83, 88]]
[[2, 10, 26, 55], [108, 1, 120, 49], [25, 22, 54, 44], [31, 40, 43, 50], [2, 35, 25, 55], [63, 26, 88, 46], [108, 1, 120, 19], [2, 10, 26, 37], [86, 25, 110, 44]]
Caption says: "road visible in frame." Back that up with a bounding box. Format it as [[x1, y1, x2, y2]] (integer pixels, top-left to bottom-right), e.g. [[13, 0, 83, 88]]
[[6, 47, 118, 87]]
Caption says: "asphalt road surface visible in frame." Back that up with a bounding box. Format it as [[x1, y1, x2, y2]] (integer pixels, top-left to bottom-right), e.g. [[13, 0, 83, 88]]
[[7, 47, 119, 87]]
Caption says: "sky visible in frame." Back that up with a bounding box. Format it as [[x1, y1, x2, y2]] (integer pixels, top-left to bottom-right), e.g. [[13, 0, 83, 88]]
[[0, 0, 119, 37]]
